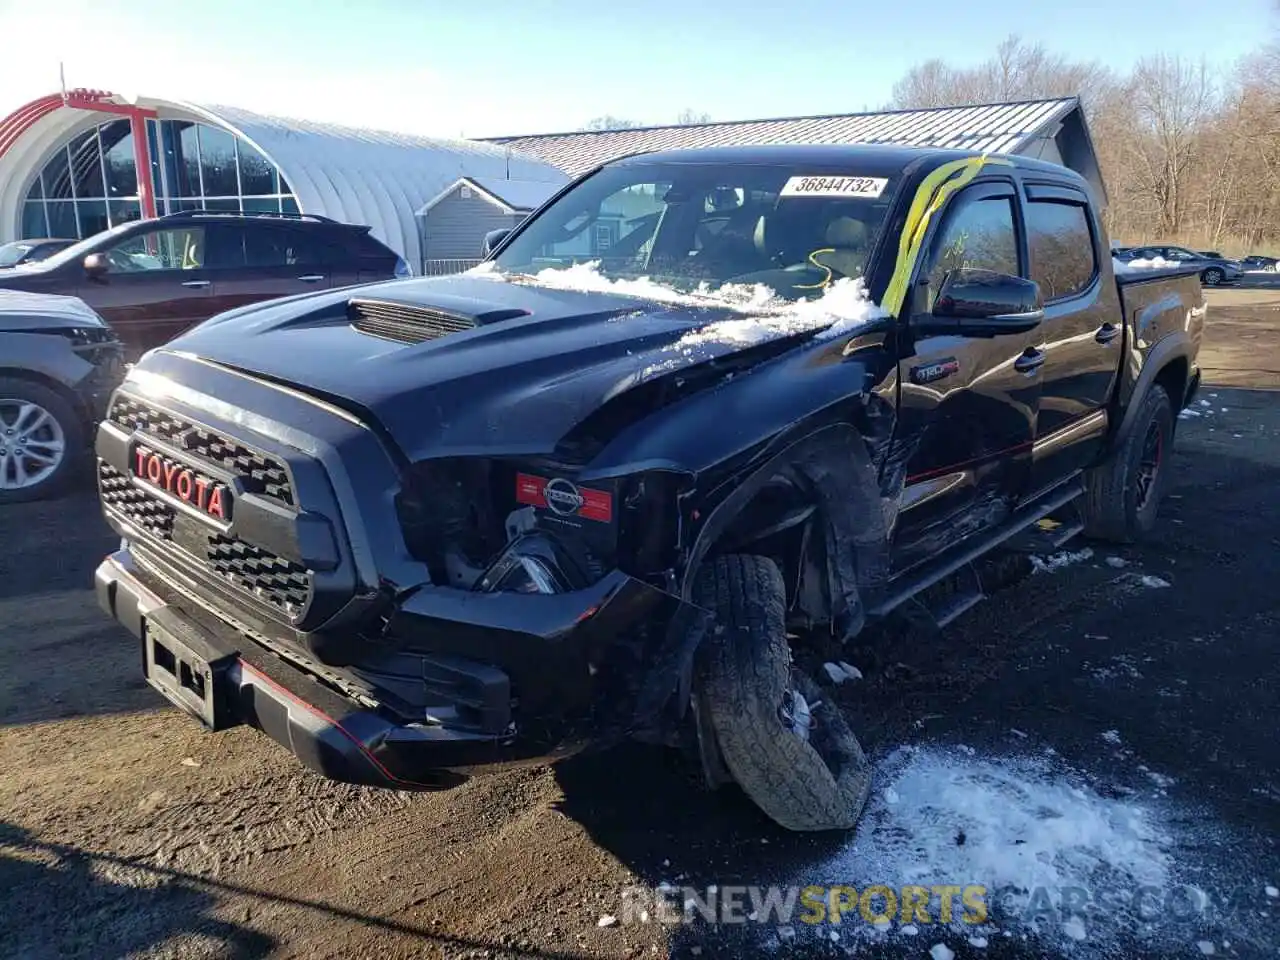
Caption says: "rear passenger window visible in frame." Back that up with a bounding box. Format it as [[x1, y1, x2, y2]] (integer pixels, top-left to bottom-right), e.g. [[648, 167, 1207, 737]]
[[1026, 200, 1096, 301], [243, 229, 337, 268]]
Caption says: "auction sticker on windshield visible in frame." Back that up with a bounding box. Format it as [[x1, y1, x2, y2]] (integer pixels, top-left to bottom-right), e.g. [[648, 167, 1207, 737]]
[[780, 176, 888, 199]]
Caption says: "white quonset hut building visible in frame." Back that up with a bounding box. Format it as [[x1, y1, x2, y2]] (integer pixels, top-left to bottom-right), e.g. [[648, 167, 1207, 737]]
[[0, 90, 566, 269], [0, 93, 1105, 272]]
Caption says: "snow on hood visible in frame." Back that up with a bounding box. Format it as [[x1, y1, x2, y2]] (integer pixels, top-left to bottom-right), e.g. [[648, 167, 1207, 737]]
[[1114, 255, 1177, 273], [466, 260, 888, 376]]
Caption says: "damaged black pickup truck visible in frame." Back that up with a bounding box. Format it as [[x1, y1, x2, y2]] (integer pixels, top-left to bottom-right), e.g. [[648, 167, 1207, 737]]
[[94, 144, 1205, 831]]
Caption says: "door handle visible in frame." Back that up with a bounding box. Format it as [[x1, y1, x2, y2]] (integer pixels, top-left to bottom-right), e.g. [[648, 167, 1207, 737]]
[[296, 274, 325, 283], [1095, 323, 1121, 344], [181, 279, 211, 289], [1014, 348, 1046, 373]]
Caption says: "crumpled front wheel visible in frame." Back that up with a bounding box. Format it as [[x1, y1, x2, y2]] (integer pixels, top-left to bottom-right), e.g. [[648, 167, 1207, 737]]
[[695, 554, 872, 832]]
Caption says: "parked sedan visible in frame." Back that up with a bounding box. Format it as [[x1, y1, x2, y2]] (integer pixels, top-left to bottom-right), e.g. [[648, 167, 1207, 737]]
[[1119, 245, 1243, 285], [1242, 255, 1278, 272], [0, 238, 75, 269]]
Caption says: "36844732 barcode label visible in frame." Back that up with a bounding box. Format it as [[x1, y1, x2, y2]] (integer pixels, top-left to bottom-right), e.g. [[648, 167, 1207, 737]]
[[779, 175, 889, 199]]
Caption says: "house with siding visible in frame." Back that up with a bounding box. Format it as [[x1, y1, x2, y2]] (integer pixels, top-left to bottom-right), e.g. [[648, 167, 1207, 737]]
[[417, 176, 567, 273]]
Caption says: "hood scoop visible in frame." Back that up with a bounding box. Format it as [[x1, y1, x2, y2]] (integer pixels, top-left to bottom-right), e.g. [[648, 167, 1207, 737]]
[[348, 297, 529, 345]]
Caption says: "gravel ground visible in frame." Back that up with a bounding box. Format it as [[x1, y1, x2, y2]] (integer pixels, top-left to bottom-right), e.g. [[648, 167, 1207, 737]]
[[0, 289, 1276, 960]]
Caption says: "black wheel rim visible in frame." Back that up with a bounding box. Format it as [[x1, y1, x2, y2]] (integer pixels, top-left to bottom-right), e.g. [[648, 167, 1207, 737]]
[[1134, 420, 1163, 510]]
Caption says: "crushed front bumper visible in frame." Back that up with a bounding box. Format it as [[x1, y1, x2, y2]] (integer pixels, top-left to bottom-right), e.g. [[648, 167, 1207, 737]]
[[95, 548, 707, 790]]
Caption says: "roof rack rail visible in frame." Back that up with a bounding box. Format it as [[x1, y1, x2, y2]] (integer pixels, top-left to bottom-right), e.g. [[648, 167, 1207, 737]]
[[154, 210, 343, 225]]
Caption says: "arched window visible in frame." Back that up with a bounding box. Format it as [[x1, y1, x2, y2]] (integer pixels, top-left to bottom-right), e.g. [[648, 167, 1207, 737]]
[[21, 119, 298, 239], [152, 121, 296, 217]]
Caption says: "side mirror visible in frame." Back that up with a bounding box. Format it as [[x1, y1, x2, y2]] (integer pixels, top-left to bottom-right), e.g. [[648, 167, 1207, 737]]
[[482, 228, 512, 258], [83, 252, 109, 279], [922, 268, 1044, 335]]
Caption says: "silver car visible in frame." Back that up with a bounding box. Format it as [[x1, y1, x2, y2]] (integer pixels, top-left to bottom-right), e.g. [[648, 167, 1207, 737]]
[[1120, 245, 1244, 286]]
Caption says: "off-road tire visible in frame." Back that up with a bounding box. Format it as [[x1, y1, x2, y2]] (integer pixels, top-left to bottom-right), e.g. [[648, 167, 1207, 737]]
[[0, 377, 83, 505], [694, 554, 872, 832], [1082, 383, 1174, 543]]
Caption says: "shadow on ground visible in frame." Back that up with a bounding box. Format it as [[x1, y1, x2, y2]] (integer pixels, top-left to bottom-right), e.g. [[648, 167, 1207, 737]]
[[0, 822, 275, 960]]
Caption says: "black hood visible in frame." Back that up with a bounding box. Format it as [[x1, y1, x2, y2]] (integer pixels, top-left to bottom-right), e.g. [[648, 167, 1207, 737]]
[[165, 274, 823, 464]]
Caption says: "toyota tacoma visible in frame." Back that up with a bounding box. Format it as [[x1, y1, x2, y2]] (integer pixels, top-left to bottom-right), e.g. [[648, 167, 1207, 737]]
[[94, 144, 1204, 831]]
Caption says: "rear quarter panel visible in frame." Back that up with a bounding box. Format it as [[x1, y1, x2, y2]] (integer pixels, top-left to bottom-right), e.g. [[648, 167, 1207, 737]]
[[1114, 269, 1206, 411]]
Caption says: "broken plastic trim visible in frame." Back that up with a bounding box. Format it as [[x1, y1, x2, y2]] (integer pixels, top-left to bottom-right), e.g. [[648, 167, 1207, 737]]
[[477, 534, 569, 594]]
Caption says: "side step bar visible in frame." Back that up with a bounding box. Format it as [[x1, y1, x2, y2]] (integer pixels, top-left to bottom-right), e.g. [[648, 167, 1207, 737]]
[[872, 476, 1086, 620]]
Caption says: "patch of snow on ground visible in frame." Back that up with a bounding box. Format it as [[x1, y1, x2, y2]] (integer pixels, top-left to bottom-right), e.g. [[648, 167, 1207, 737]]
[[1139, 575, 1171, 589], [1101, 730, 1123, 745], [1089, 655, 1144, 683], [797, 747, 1175, 953], [1062, 916, 1088, 940], [1031, 547, 1094, 573], [822, 661, 863, 684]]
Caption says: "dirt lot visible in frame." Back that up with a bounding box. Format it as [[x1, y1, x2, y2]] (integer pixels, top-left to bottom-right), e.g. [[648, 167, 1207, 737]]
[[1, 286, 1277, 960]]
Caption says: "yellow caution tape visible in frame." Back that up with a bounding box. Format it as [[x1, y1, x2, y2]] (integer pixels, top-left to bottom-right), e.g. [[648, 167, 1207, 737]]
[[881, 154, 1012, 318]]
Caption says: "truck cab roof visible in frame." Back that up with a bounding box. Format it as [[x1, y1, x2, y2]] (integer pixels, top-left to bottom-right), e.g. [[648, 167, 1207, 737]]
[[610, 142, 1092, 191]]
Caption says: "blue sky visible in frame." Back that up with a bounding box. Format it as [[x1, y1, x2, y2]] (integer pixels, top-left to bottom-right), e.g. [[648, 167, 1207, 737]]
[[0, 0, 1272, 136]]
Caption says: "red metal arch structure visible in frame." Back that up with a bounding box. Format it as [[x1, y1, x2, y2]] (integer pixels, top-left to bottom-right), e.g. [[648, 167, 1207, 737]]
[[0, 89, 158, 219]]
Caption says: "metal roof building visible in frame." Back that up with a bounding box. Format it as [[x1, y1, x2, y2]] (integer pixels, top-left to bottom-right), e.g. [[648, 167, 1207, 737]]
[[487, 98, 1107, 202], [0, 90, 565, 265]]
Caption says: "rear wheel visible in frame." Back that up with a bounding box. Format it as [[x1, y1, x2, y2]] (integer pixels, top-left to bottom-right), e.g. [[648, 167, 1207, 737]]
[[694, 554, 872, 832], [0, 378, 83, 504], [1202, 267, 1224, 286], [1082, 384, 1173, 543]]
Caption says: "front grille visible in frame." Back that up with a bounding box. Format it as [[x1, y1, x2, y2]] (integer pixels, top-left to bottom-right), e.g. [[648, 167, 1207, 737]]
[[206, 535, 311, 612], [108, 395, 294, 507], [349, 297, 477, 344], [99, 462, 174, 539], [99, 461, 311, 615]]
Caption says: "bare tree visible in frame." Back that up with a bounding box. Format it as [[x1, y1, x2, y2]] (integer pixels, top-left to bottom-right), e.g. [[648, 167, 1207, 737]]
[[889, 36, 1116, 115], [674, 108, 712, 125], [581, 116, 644, 132], [1124, 55, 1215, 235]]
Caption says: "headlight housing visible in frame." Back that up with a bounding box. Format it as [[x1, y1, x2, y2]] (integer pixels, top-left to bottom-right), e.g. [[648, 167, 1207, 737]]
[[476, 533, 571, 595]]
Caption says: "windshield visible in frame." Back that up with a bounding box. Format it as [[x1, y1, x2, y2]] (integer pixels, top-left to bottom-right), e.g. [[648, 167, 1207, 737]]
[[493, 161, 896, 302], [0, 242, 35, 267]]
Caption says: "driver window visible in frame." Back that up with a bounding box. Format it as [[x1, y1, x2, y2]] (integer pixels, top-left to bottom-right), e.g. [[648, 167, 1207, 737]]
[[924, 195, 1019, 309], [105, 227, 205, 272]]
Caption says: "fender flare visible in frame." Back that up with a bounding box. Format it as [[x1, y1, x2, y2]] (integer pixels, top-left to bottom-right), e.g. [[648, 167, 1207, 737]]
[[1113, 330, 1194, 447], [682, 422, 895, 641]]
